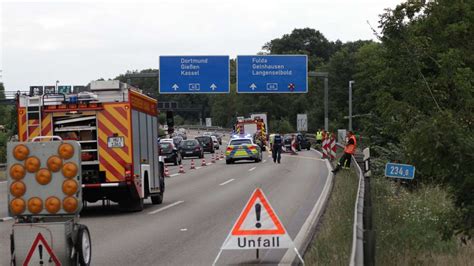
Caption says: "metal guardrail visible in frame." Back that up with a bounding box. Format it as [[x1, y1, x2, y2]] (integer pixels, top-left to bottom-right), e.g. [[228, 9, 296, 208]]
[[349, 153, 365, 266]]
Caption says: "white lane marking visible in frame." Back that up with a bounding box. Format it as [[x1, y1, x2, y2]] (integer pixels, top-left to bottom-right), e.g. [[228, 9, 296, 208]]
[[0, 217, 13, 222], [263, 160, 266, 163], [148, 201, 184, 215], [170, 173, 180, 177], [219, 179, 235, 186], [248, 167, 256, 172], [196, 167, 202, 169], [180, 228, 188, 232]]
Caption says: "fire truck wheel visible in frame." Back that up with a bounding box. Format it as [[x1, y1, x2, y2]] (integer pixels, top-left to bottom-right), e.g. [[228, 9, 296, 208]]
[[76, 225, 92, 266], [119, 198, 144, 211], [151, 193, 163, 204]]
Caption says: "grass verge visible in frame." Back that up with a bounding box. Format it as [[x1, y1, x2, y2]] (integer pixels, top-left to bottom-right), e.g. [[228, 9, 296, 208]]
[[304, 166, 359, 265], [373, 176, 474, 265]]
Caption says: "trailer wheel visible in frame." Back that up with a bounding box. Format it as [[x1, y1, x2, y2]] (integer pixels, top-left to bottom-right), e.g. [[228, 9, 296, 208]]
[[76, 225, 92, 266]]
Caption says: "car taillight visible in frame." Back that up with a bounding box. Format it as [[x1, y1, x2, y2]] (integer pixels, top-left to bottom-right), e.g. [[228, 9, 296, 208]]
[[226, 147, 233, 152], [125, 164, 133, 181], [195, 147, 200, 151], [249, 145, 257, 150]]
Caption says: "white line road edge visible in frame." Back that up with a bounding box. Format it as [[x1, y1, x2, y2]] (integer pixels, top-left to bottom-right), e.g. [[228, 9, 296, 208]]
[[219, 179, 235, 186], [170, 173, 180, 177], [148, 200, 184, 215], [248, 167, 256, 172], [279, 153, 334, 265]]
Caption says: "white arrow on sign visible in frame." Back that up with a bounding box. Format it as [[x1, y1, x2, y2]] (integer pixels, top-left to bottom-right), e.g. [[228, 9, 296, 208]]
[[210, 84, 217, 91], [250, 83, 257, 90], [172, 84, 179, 91]]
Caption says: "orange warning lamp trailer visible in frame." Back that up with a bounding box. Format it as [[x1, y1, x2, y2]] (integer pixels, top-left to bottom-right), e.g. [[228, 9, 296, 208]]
[[16, 80, 165, 211], [7, 138, 92, 265]]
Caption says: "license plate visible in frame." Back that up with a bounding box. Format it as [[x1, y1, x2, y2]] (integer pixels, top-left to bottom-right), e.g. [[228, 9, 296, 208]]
[[107, 136, 124, 148], [186, 151, 193, 154]]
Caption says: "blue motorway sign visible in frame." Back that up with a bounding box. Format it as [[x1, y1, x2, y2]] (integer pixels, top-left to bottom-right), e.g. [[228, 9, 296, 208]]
[[159, 56, 229, 94], [237, 55, 308, 93], [385, 163, 416, 179]]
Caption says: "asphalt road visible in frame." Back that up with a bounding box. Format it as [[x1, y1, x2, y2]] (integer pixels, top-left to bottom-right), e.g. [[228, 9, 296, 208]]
[[0, 141, 330, 265]]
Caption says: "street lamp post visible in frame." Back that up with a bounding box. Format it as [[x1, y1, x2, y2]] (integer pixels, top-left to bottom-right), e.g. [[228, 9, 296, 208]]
[[349, 80, 355, 131], [55, 80, 60, 93]]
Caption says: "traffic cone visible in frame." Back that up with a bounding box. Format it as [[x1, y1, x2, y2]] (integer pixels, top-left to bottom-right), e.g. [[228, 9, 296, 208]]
[[201, 158, 207, 166], [179, 164, 185, 174], [215, 152, 220, 161], [211, 154, 216, 163], [190, 159, 196, 170], [164, 166, 170, 177], [220, 152, 224, 159]]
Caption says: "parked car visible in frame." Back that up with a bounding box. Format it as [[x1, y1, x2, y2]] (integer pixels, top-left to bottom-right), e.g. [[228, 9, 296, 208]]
[[180, 139, 204, 158], [195, 136, 215, 153], [211, 136, 220, 150], [211, 132, 223, 145], [283, 133, 311, 151], [296, 133, 311, 151], [159, 142, 182, 165]]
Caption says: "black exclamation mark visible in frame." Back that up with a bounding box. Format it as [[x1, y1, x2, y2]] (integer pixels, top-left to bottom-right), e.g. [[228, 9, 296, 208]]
[[38, 244, 44, 265], [255, 203, 261, 228]]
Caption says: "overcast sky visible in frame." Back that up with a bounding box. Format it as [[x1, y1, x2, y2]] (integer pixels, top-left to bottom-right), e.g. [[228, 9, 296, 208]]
[[1, 0, 403, 91]]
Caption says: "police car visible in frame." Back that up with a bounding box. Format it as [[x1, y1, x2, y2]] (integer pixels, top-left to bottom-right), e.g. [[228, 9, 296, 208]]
[[225, 135, 263, 164]]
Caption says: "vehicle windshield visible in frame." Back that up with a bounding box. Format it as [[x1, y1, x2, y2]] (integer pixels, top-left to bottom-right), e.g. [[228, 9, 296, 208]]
[[160, 143, 172, 149], [230, 139, 252, 145], [196, 137, 211, 144], [181, 140, 197, 147]]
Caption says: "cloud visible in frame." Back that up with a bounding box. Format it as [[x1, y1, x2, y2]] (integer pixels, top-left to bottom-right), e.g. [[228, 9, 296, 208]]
[[1, 0, 403, 90]]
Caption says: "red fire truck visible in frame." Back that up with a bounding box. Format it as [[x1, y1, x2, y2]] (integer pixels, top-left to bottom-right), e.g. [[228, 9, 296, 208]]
[[16, 80, 164, 211]]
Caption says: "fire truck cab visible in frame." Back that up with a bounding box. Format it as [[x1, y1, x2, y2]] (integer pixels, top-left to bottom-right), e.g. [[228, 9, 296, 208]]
[[16, 80, 164, 211]]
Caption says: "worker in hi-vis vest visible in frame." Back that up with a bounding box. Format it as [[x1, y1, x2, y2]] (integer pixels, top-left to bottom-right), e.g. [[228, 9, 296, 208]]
[[316, 129, 323, 144], [332, 131, 357, 174]]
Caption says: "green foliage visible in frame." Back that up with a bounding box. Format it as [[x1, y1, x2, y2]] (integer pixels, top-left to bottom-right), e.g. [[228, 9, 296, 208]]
[[373, 177, 461, 264], [271, 118, 294, 134], [305, 160, 358, 265], [174, 115, 184, 126]]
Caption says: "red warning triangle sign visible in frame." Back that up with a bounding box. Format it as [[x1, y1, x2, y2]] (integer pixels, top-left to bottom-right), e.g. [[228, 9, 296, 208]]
[[24, 232, 61, 266], [231, 188, 286, 236]]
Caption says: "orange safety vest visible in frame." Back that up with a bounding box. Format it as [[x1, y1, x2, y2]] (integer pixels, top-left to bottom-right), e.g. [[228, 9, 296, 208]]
[[344, 135, 357, 154]]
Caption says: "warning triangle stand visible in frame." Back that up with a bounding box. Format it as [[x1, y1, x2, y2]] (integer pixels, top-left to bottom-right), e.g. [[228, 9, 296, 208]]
[[221, 188, 293, 250], [24, 232, 61, 266]]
